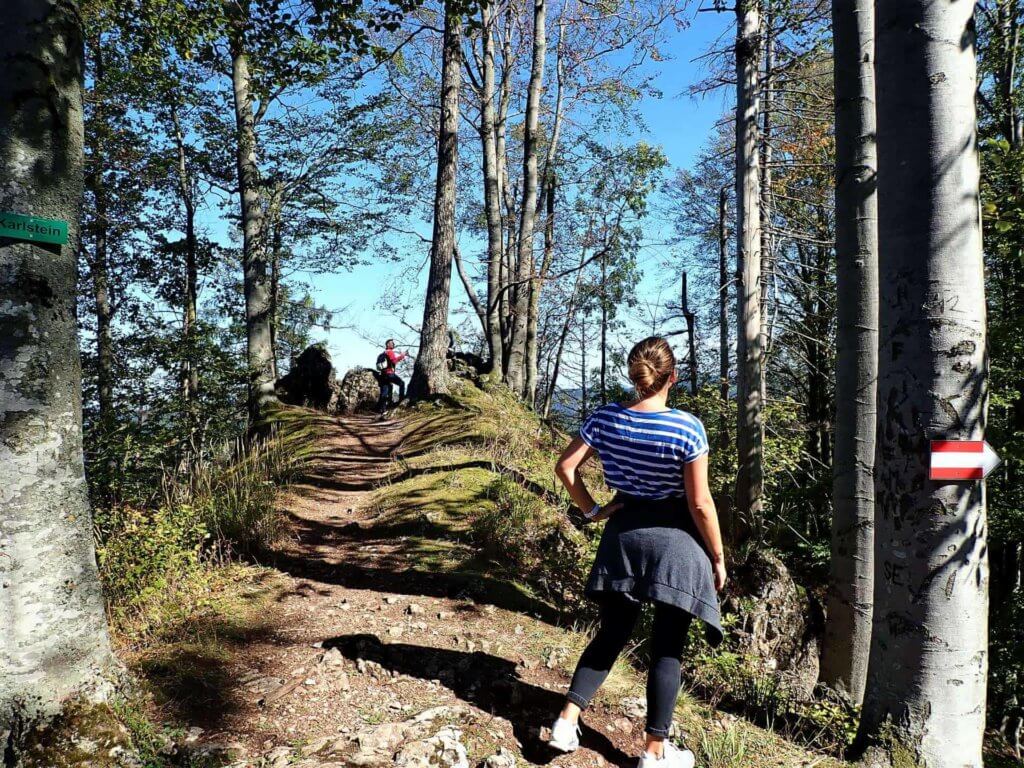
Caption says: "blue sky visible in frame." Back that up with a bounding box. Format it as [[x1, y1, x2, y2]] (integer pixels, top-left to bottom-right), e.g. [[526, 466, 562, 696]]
[[268, 7, 733, 376]]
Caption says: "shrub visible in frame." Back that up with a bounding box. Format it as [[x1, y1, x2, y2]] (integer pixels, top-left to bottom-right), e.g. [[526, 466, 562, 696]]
[[96, 417, 314, 633], [475, 474, 591, 608], [160, 426, 307, 554], [94, 503, 207, 624]]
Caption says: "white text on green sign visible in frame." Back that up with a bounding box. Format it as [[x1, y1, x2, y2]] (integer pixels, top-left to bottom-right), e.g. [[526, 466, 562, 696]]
[[0, 212, 68, 246]]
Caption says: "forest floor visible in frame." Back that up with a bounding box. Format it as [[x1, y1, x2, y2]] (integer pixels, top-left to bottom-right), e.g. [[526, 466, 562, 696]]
[[125, 405, 844, 768]]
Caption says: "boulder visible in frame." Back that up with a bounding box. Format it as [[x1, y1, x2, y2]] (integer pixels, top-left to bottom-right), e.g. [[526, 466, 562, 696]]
[[338, 367, 382, 413], [276, 343, 340, 411], [724, 549, 823, 700]]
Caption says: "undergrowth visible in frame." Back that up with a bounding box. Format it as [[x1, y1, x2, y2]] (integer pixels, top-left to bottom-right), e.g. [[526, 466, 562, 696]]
[[94, 409, 318, 638]]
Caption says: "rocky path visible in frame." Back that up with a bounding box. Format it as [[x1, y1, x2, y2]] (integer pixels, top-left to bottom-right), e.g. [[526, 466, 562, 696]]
[[166, 412, 660, 768]]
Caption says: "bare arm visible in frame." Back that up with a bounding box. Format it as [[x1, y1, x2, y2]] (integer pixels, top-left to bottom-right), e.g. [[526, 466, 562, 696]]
[[683, 453, 727, 591], [554, 437, 619, 521]]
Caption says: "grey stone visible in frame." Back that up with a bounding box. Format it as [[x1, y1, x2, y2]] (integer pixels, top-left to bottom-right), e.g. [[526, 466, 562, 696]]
[[395, 726, 469, 768], [481, 746, 516, 768], [338, 367, 382, 414]]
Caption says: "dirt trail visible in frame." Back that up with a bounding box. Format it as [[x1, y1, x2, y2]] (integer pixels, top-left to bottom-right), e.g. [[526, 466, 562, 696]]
[[172, 412, 649, 768]]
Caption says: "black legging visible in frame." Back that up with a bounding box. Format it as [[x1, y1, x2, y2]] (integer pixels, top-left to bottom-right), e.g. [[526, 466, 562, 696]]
[[377, 373, 405, 412], [565, 593, 693, 737]]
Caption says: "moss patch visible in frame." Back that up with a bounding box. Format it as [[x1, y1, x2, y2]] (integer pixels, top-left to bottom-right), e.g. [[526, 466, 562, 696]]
[[16, 703, 135, 768]]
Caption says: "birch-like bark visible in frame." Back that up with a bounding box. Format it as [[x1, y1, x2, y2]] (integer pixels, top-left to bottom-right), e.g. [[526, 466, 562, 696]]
[[734, 0, 763, 530], [1, 0, 114, 740], [229, 9, 277, 422], [856, 2, 988, 764], [758, 2, 772, 408], [504, 0, 546, 396], [409, 2, 461, 397], [820, 0, 877, 706]]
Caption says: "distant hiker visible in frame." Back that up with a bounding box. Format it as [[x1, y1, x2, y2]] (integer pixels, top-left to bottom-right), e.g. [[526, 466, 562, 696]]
[[376, 339, 409, 414], [547, 336, 726, 768]]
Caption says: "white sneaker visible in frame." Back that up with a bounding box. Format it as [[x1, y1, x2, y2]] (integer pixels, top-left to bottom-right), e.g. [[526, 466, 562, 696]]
[[548, 717, 581, 752], [638, 740, 696, 768]]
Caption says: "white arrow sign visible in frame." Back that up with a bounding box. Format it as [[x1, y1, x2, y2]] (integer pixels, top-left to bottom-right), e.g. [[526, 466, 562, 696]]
[[929, 440, 1001, 481]]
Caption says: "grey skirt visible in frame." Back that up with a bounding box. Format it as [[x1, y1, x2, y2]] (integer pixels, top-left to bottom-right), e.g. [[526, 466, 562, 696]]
[[585, 492, 724, 647]]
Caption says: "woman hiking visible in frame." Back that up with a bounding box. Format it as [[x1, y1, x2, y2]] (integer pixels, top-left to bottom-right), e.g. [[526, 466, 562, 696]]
[[547, 336, 726, 768]]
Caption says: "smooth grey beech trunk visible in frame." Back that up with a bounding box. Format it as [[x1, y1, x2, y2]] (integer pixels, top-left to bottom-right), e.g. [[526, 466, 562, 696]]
[[409, 3, 461, 398], [504, 0, 546, 397], [820, 0, 877, 706], [229, 12, 277, 421], [733, 0, 764, 532], [0, 0, 115, 744], [856, 2, 989, 765]]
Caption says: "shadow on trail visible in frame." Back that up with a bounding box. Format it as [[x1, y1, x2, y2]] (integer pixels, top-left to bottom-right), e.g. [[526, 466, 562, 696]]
[[273, 412, 567, 624], [130, 582, 284, 730], [268, 517, 562, 625], [325, 633, 634, 768]]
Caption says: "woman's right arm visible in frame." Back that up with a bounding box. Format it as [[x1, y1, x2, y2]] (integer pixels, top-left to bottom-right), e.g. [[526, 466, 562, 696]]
[[683, 453, 727, 591], [555, 437, 598, 515]]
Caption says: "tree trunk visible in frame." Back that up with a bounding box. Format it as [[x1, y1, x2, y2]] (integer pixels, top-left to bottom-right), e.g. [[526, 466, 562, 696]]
[[758, 1, 773, 408], [997, 0, 1022, 147], [270, 223, 281, 375], [504, 0, 546, 396], [600, 250, 608, 406], [479, 0, 503, 372], [542, 247, 586, 419], [229, 9, 276, 422], [581, 316, 589, 419], [496, 12, 514, 376], [718, 186, 730, 448], [170, 101, 199, 412], [682, 272, 698, 396], [0, 0, 114, 741], [85, 33, 114, 430], [855, 2, 988, 764], [821, 0, 877, 702], [734, 0, 763, 533], [90, 194, 114, 427], [524, 171, 556, 406], [409, 2, 461, 398]]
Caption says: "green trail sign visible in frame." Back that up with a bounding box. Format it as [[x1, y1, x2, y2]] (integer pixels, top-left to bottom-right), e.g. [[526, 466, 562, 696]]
[[0, 212, 68, 246]]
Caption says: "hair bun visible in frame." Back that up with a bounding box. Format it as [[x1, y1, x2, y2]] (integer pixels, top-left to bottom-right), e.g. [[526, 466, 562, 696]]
[[626, 337, 675, 398]]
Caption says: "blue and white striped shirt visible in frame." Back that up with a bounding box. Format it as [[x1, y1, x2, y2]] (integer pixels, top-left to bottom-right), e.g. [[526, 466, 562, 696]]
[[579, 403, 709, 500]]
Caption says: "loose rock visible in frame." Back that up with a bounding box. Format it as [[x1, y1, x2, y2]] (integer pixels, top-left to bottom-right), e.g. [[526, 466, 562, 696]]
[[482, 746, 516, 768], [395, 726, 469, 768]]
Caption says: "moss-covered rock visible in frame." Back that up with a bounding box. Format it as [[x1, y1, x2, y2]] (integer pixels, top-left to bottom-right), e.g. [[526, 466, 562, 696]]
[[14, 703, 141, 768]]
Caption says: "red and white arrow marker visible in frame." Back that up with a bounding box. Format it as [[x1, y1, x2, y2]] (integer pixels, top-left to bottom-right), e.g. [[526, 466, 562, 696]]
[[929, 440, 1002, 481]]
